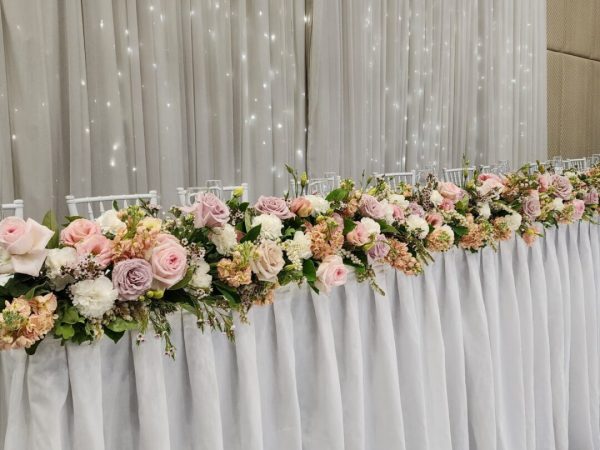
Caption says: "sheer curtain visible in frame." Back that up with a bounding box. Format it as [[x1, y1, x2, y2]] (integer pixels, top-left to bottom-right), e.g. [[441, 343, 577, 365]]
[[307, 0, 547, 180], [0, 0, 306, 218]]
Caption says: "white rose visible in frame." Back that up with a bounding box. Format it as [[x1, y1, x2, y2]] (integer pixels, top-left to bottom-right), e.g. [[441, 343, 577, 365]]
[[406, 214, 429, 239], [430, 190, 443, 207], [0, 247, 12, 274], [209, 223, 238, 255], [360, 217, 381, 236], [95, 209, 126, 235], [388, 194, 409, 209], [551, 198, 564, 212], [252, 214, 283, 240], [304, 195, 330, 215], [71, 276, 118, 319], [478, 202, 491, 219], [189, 259, 212, 290], [45, 247, 78, 290], [380, 200, 396, 225], [506, 213, 522, 231]]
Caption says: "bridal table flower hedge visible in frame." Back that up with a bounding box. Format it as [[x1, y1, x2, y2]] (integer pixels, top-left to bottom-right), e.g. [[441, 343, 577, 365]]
[[0, 164, 599, 356]]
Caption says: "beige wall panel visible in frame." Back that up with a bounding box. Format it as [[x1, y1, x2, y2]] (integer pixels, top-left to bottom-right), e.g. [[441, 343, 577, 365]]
[[564, 0, 594, 58], [547, 0, 566, 51], [548, 51, 563, 156], [592, 0, 600, 61], [591, 61, 600, 152]]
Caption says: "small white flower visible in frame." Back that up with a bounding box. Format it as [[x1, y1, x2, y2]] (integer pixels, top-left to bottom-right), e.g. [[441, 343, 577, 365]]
[[380, 200, 396, 224], [71, 276, 118, 319], [360, 217, 381, 236], [209, 223, 238, 255], [388, 194, 409, 209], [406, 214, 429, 239], [478, 202, 491, 219], [430, 190, 443, 207], [551, 198, 564, 212], [189, 259, 212, 290], [95, 209, 126, 235], [304, 195, 330, 215], [252, 214, 283, 240], [506, 213, 522, 231], [45, 247, 78, 290]]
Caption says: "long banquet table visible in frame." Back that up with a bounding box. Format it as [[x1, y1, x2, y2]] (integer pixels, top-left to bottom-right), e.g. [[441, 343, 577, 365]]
[[1, 222, 599, 450]]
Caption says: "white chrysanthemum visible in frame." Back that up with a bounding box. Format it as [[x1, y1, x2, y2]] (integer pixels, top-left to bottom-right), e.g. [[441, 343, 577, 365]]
[[189, 259, 212, 290], [506, 213, 522, 231], [209, 223, 238, 255], [283, 230, 312, 265], [430, 190, 443, 207], [388, 194, 409, 209], [360, 217, 381, 236], [406, 214, 429, 239], [478, 202, 491, 219], [551, 198, 564, 212], [252, 214, 283, 240], [304, 195, 330, 215], [95, 209, 126, 235], [45, 247, 78, 290], [71, 276, 118, 319], [380, 200, 396, 225], [439, 224, 455, 240]]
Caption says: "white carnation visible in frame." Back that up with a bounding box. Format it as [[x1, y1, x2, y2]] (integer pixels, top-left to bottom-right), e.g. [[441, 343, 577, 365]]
[[285, 231, 312, 260], [252, 214, 283, 240], [478, 202, 491, 220], [506, 213, 522, 231], [95, 209, 126, 235], [45, 247, 78, 290], [360, 217, 381, 236], [430, 190, 443, 207], [189, 259, 212, 290], [388, 194, 410, 209], [380, 200, 396, 225], [209, 223, 238, 255], [304, 195, 330, 215], [71, 276, 118, 319], [406, 214, 429, 239], [551, 198, 564, 212]]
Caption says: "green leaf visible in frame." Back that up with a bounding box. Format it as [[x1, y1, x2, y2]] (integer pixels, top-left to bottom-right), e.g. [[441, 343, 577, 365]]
[[325, 188, 349, 202], [283, 227, 297, 238], [113, 200, 119, 211], [24, 286, 37, 300], [55, 323, 75, 340], [307, 280, 320, 294], [452, 225, 469, 238], [104, 328, 125, 343], [61, 306, 83, 324], [377, 220, 399, 235], [244, 208, 253, 231], [213, 281, 241, 305], [303, 259, 317, 282], [241, 224, 261, 243], [168, 268, 194, 291], [343, 217, 357, 234], [64, 215, 83, 223], [42, 211, 60, 249], [106, 318, 139, 333]]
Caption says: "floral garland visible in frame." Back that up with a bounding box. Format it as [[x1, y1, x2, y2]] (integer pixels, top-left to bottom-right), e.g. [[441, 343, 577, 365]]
[[0, 164, 598, 356]]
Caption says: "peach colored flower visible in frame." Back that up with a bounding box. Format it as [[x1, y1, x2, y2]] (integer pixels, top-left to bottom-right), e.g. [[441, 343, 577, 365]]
[[217, 258, 252, 288], [385, 239, 422, 275], [0, 293, 57, 350], [60, 219, 101, 246], [290, 197, 313, 217], [492, 217, 513, 241], [76, 234, 115, 268], [459, 222, 487, 251], [426, 226, 454, 252], [308, 221, 344, 260]]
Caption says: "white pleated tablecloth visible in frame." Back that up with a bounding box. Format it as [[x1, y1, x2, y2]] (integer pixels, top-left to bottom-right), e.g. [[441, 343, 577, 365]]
[[1, 222, 599, 450]]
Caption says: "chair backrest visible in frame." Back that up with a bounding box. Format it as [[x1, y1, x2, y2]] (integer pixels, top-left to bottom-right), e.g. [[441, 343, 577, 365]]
[[442, 167, 475, 187], [592, 154, 600, 165], [563, 158, 586, 171], [479, 165, 492, 173], [373, 171, 416, 187], [289, 176, 338, 198], [177, 183, 249, 206], [1, 200, 24, 219], [527, 162, 539, 174], [66, 191, 158, 219]]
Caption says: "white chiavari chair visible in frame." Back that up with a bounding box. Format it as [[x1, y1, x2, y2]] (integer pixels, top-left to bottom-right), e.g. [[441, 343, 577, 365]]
[[592, 154, 600, 165], [65, 191, 158, 219], [177, 183, 249, 206], [563, 158, 587, 171], [442, 167, 475, 187], [373, 171, 417, 187], [480, 165, 492, 173], [527, 162, 539, 174], [289, 175, 338, 198], [1, 200, 24, 219]]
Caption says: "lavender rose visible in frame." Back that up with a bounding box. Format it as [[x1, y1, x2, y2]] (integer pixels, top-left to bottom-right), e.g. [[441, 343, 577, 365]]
[[584, 189, 599, 205], [183, 193, 230, 228], [112, 258, 153, 300], [522, 191, 541, 220], [254, 196, 294, 219], [552, 175, 573, 200], [368, 235, 390, 261], [409, 202, 425, 218], [359, 194, 386, 220]]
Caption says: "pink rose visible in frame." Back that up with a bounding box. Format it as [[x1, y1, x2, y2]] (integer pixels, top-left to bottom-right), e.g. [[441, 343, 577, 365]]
[[522, 191, 541, 220], [439, 198, 455, 211], [250, 240, 285, 282], [60, 218, 101, 246], [538, 173, 552, 192], [572, 199, 585, 221], [477, 173, 504, 184], [392, 205, 405, 223], [315, 255, 348, 293], [477, 178, 504, 197], [359, 194, 386, 220], [438, 182, 463, 202], [254, 196, 294, 219], [426, 212, 444, 228], [182, 192, 230, 228], [112, 258, 153, 300], [290, 197, 313, 217], [0, 217, 54, 277], [150, 236, 187, 289], [75, 234, 114, 268], [552, 175, 573, 200], [346, 222, 370, 246], [367, 235, 390, 261], [584, 189, 599, 205]]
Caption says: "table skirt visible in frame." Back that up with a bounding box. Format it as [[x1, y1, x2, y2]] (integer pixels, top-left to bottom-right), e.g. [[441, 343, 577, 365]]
[[1, 222, 599, 450]]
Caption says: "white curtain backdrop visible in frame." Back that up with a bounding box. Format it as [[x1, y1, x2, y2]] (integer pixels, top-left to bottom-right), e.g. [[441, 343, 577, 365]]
[[0, 0, 306, 218], [308, 0, 548, 180], [1, 222, 598, 450]]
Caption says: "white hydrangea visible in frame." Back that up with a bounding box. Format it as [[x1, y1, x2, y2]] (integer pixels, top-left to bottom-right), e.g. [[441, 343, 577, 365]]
[[282, 231, 312, 269], [209, 223, 238, 255], [360, 217, 381, 236], [388, 194, 409, 209], [380, 200, 396, 225], [71, 276, 118, 319], [304, 195, 330, 215], [406, 214, 429, 239], [45, 247, 78, 290], [506, 213, 522, 232], [252, 214, 283, 240], [95, 209, 126, 235], [189, 259, 212, 290], [551, 198, 564, 212], [430, 190, 443, 207], [478, 202, 491, 220]]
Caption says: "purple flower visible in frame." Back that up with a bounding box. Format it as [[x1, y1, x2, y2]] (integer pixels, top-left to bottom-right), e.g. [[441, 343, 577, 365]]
[[409, 202, 425, 218], [112, 258, 153, 301], [552, 175, 573, 200], [254, 196, 294, 219], [522, 191, 541, 220], [359, 194, 386, 220], [368, 235, 390, 261], [182, 193, 230, 228]]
